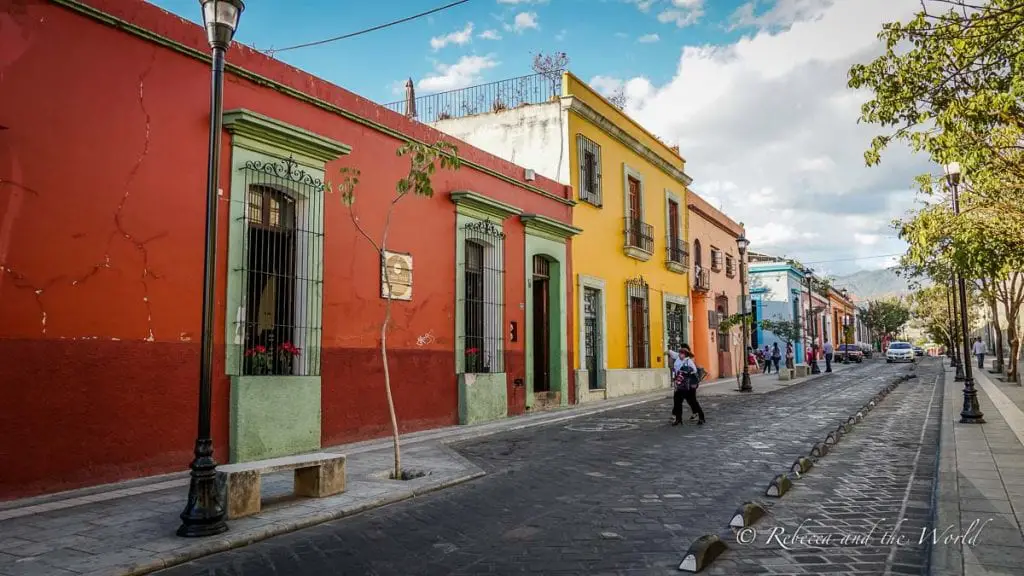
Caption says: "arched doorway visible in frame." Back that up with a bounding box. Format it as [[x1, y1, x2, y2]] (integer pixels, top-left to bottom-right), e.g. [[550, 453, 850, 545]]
[[532, 255, 551, 393]]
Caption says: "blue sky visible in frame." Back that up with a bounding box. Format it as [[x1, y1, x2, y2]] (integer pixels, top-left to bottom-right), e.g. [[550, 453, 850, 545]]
[[148, 0, 749, 104], [147, 0, 926, 275]]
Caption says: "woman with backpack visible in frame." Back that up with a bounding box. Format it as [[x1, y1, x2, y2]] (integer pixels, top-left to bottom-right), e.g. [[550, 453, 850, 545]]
[[667, 344, 705, 426]]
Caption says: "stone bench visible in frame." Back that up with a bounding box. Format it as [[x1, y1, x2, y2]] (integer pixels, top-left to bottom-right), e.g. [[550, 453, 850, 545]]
[[217, 452, 346, 519], [794, 364, 809, 377]]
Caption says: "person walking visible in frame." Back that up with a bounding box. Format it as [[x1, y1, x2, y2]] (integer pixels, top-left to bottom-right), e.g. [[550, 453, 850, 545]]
[[973, 337, 986, 369], [823, 338, 834, 373], [762, 345, 771, 373], [668, 344, 705, 425], [771, 342, 781, 374], [666, 346, 693, 421], [785, 342, 795, 369]]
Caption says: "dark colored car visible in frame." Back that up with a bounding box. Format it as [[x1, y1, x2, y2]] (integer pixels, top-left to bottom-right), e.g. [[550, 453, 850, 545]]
[[913, 346, 925, 357], [860, 344, 873, 358], [837, 344, 863, 362]]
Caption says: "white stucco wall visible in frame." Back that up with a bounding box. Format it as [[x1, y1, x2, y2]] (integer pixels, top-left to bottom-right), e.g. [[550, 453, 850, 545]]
[[431, 102, 571, 185]]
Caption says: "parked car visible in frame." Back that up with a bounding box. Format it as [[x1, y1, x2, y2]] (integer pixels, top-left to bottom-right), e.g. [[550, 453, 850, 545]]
[[913, 346, 925, 357], [837, 344, 863, 363], [886, 342, 915, 363], [859, 344, 874, 358]]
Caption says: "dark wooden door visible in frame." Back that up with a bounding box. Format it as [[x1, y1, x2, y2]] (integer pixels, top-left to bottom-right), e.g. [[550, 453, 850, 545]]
[[533, 257, 551, 392], [630, 296, 647, 368], [584, 287, 601, 390]]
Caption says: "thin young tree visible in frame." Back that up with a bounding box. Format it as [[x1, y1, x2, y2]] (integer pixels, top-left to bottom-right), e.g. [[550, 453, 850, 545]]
[[332, 140, 461, 478]]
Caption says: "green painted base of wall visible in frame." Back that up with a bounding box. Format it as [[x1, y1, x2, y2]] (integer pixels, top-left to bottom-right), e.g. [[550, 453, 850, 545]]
[[230, 376, 322, 463], [458, 373, 508, 425]]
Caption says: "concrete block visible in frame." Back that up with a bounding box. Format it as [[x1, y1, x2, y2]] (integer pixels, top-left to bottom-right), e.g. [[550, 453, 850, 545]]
[[295, 457, 347, 498], [729, 502, 767, 528], [855, 411, 864, 422], [795, 365, 808, 378], [790, 456, 813, 477], [810, 442, 830, 458], [778, 369, 793, 381], [678, 534, 728, 572], [825, 431, 839, 446], [218, 469, 260, 519], [765, 473, 792, 497]]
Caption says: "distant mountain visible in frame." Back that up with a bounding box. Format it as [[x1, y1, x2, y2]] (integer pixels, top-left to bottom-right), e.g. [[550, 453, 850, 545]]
[[833, 268, 925, 301]]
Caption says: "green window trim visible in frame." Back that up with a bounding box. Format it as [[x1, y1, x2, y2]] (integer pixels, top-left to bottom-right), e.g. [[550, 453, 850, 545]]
[[223, 110, 350, 377], [450, 190, 522, 221], [520, 213, 582, 243]]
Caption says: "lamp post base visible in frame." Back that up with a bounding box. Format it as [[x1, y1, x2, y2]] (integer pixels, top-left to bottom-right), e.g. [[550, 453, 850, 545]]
[[739, 371, 752, 392], [177, 439, 228, 538], [810, 361, 820, 374], [960, 382, 986, 424], [954, 363, 965, 382]]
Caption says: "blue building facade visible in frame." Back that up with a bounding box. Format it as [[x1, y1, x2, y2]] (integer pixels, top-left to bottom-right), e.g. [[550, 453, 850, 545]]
[[749, 262, 807, 364]]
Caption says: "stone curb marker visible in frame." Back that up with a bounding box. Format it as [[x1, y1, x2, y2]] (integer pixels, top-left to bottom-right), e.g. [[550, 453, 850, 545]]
[[678, 368, 917, 573]]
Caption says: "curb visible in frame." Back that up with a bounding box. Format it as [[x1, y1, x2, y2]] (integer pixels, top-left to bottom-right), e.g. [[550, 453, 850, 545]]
[[119, 469, 487, 576], [677, 367, 917, 573]]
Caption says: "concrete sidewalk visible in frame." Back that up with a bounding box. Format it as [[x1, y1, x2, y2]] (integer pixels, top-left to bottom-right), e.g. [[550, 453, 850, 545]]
[[0, 363, 852, 576], [931, 359, 1024, 576]]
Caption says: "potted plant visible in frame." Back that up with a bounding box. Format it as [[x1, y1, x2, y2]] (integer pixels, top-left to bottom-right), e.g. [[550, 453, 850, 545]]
[[244, 345, 271, 375], [278, 342, 302, 374], [466, 347, 481, 373]]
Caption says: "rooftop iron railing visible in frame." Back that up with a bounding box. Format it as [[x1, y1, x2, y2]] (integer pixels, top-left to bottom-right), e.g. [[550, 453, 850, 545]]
[[384, 71, 563, 123]]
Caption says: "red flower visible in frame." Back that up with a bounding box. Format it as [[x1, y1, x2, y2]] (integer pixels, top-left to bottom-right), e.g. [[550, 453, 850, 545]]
[[279, 342, 301, 356], [466, 348, 480, 355], [245, 345, 267, 356]]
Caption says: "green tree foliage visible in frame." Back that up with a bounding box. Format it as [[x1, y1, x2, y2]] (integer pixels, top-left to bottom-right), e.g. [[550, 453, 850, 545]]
[[759, 318, 802, 345], [847, 0, 1024, 213], [907, 284, 980, 350], [861, 298, 912, 341], [332, 140, 461, 479]]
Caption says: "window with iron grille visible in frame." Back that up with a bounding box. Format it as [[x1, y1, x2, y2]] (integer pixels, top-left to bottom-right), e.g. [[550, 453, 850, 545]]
[[459, 219, 505, 374], [666, 199, 687, 265], [237, 158, 324, 376], [726, 255, 735, 278], [711, 247, 723, 271], [576, 134, 602, 206], [626, 277, 650, 369], [716, 296, 730, 352]]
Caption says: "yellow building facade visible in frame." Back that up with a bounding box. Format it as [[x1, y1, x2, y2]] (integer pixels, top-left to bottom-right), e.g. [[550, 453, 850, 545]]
[[562, 73, 695, 402]]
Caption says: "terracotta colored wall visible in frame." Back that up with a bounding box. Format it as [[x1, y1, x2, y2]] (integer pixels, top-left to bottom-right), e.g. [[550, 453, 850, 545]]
[[0, 0, 570, 499], [687, 197, 744, 381]]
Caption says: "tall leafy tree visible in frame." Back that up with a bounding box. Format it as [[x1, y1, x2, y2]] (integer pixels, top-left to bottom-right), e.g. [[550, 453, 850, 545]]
[[862, 298, 912, 343], [848, 0, 1024, 214]]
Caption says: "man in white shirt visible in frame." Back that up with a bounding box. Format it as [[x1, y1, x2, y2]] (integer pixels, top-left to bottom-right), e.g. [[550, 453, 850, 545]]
[[823, 339, 834, 373], [973, 337, 986, 369]]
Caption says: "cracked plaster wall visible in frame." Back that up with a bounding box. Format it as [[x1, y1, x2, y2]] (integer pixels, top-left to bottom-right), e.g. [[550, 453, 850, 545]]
[[0, 0, 574, 499]]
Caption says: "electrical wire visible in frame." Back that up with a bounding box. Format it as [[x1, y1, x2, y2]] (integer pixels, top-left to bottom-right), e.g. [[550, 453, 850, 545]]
[[265, 0, 474, 55], [799, 253, 905, 265]]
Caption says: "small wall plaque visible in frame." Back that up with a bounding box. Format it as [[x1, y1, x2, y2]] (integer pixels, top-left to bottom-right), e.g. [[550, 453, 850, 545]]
[[381, 250, 413, 301]]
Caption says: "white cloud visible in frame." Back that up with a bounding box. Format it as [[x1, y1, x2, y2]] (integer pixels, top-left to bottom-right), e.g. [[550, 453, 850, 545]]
[[556, 29, 568, 41], [418, 55, 499, 93], [507, 11, 539, 33], [658, 0, 705, 28], [479, 29, 502, 40], [592, 0, 927, 274], [430, 22, 474, 51], [638, 33, 660, 43], [729, 0, 836, 31], [629, 0, 656, 12]]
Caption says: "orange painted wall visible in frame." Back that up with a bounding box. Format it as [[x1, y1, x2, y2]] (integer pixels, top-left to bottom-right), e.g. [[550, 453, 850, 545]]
[[0, 0, 572, 499], [687, 194, 744, 381]]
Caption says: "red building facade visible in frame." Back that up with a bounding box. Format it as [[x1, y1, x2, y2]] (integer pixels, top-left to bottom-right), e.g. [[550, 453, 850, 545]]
[[0, 0, 578, 500]]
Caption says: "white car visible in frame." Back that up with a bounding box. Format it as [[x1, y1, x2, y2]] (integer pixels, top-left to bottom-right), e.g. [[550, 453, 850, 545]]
[[886, 342, 915, 363]]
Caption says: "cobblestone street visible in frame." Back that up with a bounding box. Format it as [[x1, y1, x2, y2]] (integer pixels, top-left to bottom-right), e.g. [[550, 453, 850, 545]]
[[154, 361, 930, 576]]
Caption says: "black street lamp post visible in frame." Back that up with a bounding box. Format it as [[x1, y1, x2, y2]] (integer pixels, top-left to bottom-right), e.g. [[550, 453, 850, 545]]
[[842, 314, 851, 363], [945, 162, 984, 424], [738, 232, 752, 392], [950, 268, 965, 381], [945, 278, 958, 367], [178, 0, 245, 539]]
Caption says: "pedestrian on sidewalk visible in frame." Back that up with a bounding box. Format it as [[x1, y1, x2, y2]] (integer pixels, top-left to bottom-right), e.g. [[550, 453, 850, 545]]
[[771, 342, 781, 373], [762, 345, 772, 373], [823, 339, 834, 373], [668, 344, 705, 426], [785, 342, 794, 369], [666, 347, 694, 421], [973, 337, 986, 369]]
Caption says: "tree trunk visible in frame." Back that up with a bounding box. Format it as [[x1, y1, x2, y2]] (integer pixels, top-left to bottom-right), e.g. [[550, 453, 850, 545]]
[[989, 293, 1005, 373], [382, 294, 401, 476]]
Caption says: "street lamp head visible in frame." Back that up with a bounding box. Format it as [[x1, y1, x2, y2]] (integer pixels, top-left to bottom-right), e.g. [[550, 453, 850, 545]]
[[735, 233, 749, 254], [944, 162, 961, 187], [200, 0, 244, 49]]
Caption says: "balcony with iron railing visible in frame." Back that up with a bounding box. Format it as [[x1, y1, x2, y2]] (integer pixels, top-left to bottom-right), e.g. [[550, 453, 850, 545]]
[[623, 217, 654, 260], [384, 71, 564, 124], [665, 237, 689, 273], [726, 257, 736, 278], [694, 266, 711, 292]]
